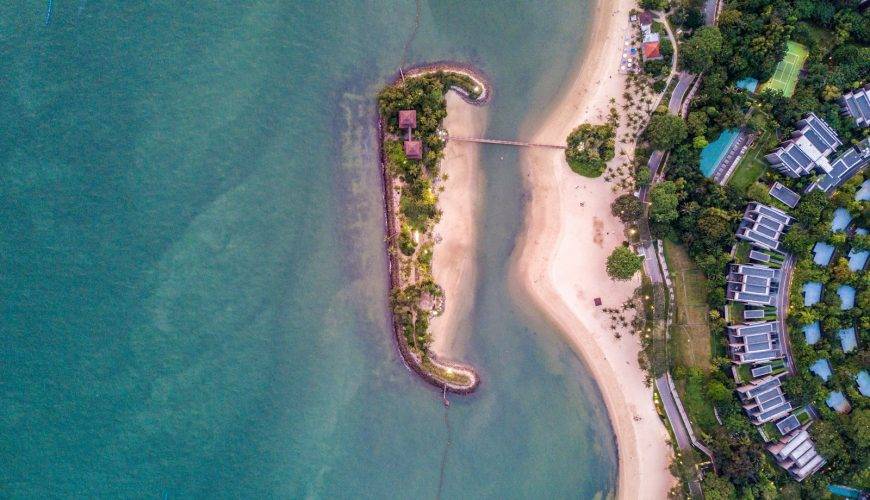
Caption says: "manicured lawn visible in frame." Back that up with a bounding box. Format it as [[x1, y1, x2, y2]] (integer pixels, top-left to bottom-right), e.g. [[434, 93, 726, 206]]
[[663, 240, 712, 370], [759, 41, 808, 98], [734, 241, 751, 264], [729, 152, 766, 192], [727, 302, 745, 325], [728, 116, 778, 193]]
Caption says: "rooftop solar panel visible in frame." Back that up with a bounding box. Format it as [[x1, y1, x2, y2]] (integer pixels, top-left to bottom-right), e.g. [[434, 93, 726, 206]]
[[752, 364, 773, 377], [776, 415, 801, 435], [803, 129, 829, 153], [769, 183, 800, 208], [757, 402, 792, 421], [749, 250, 771, 262], [756, 204, 791, 222]]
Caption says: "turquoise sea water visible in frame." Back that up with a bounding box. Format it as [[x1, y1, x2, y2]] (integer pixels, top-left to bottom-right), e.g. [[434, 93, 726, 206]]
[[1, 1, 618, 497]]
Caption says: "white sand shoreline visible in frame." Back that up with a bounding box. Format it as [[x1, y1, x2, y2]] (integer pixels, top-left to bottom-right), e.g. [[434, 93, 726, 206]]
[[430, 93, 488, 358], [510, 1, 677, 498]]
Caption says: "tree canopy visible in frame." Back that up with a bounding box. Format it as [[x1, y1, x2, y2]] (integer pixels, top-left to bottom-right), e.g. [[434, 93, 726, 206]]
[[650, 180, 683, 224], [681, 26, 724, 73], [565, 123, 615, 177], [606, 246, 644, 280], [646, 114, 688, 151], [611, 194, 644, 223]]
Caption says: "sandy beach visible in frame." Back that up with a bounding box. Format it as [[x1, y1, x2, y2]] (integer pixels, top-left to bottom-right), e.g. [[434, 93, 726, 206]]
[[511, 1, 677, 498], [430, 92, 488, 358]]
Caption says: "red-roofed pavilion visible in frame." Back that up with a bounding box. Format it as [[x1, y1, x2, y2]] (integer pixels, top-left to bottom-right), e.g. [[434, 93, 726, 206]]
[[398, 110, 417, 130], [404, 140, 422, 160]]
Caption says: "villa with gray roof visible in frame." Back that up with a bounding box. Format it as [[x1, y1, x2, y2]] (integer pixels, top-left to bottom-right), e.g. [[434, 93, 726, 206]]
[[764, 113, 843, 178], [726, 264, 782, 306], [769, 182, 801, 208], [736, 203, 792, 252], [768, 429, 827, 481], [808, 137, 870, 194], [728, 321, 783, 364], [737, 375, 793, 424], [841, 84, 869, 127]]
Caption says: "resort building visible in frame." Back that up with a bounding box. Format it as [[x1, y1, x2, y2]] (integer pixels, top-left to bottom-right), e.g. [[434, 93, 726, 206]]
[[398, 109, 423, 160], [403, 140, 422, 160], [764, 113, 842, 178], [840, 84, 869, 127], [398, 109, 417, 130], [808, 137, 870, 193], [726, 264, 782, 306], [767, 429, 827, 482], [768, 182, 801, 209], [642, 32, 662, 62], [735, 203, 792, 252], [638, 10, 653, 35], [737, 375, 792, 424], [727, 322, 783, 364]]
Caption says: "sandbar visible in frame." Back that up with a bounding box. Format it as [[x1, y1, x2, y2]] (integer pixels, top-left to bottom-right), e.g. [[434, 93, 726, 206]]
[[430, 92, 488, 358]]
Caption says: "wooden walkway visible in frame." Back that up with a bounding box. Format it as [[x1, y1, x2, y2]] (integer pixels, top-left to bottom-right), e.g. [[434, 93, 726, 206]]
[[449, 136, 566, 150]]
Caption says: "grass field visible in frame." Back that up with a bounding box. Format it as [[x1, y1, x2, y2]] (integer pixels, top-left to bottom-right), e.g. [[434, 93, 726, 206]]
[[677, 372, 719, 433], [759, 41, 808, 98], [663, 240, 712, 370], [729, 130, 772, 192]]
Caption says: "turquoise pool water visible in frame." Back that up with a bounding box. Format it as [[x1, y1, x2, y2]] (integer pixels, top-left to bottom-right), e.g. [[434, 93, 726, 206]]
[[810, 359, 832, 381], [827, 391, 849, 413], [736, 77, 759, 93], [829, 484, 865, 499], [699, 129, 740, 177], [803, 282, 823, 306], [831, 208, 853, 231], [838, 285, 856, 309], [839, 327, 857, 352], [857, 371, 870, 397], [803, 322, 821, 345], [848, 248, 868, 271], [813, 242, 835, 266], [857, 180, 870, 201]]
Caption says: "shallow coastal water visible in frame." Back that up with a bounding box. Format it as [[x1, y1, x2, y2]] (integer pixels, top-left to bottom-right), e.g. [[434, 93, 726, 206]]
[[1, 1, 616, 497]]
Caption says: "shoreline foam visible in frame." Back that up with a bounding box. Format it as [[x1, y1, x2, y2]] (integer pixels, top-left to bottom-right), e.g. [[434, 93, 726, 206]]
[[510, 1, 677, 498]]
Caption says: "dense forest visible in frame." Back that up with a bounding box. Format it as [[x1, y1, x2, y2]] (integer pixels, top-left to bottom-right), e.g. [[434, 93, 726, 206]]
[[637, 0, 869, 498]]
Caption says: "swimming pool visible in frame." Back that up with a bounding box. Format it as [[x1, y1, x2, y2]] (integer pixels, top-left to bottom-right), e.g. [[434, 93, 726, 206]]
[[802, 322, 821, 345], [848, 248, 868, 271], [735, 77, 759, 93], [699, 129, 740, 177], [813, 242, 835, 266], [827, 391, 850, 413], [837, 285, 855, 309], [831, 208, 853, 231], [839, 327, 857, 352], [856, 179, 870, 201], [810, 359, 832, 381], [803, 281, 822, 306], [857, 371, 870, 397]]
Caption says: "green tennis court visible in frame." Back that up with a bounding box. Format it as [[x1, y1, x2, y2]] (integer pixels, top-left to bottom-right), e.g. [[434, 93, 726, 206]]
[[759, 41, 808, 98]]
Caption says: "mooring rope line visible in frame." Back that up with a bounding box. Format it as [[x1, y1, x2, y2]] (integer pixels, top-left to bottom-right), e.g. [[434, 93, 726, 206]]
[[399, 0, 422, 82], [436, 395, 452, 500]]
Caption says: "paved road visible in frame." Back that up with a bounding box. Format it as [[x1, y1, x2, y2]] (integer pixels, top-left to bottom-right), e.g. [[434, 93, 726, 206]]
[[656, 375, 704, 498], [705, 0, 719, 25], [777, 255, 797, 376], [656, 377, 691, 448], [668, 72, 695, 114]]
